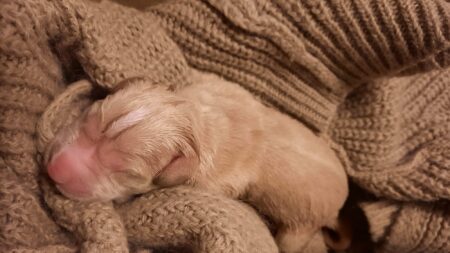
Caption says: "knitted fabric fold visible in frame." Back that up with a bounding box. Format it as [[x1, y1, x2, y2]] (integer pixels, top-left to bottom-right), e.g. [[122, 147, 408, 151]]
[[332, 69, 450, 201], [150, 0, 450, 132], [361, 200, 450, 253]]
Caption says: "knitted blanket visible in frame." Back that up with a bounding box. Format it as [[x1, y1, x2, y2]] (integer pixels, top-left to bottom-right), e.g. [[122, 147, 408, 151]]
[[0, 0, 449, 253]]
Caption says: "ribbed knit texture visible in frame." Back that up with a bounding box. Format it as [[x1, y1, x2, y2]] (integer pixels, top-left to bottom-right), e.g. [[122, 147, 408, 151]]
[[150, 0, 450, 132], [0, 0, 449, 252], [332, 70, 450, 201], [151, 1, 450, 252]]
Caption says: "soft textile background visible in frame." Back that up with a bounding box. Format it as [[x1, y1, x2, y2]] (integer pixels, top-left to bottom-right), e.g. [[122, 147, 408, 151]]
[[0, 0, 449, 253]]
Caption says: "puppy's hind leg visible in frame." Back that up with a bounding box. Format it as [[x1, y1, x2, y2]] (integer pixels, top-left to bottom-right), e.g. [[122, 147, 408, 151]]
[[275, 225, 318, 253]]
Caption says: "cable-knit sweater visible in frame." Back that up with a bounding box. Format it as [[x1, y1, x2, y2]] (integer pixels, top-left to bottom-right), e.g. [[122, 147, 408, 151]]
[[151, 2, 450, 251], [0, 0, 448, 253]]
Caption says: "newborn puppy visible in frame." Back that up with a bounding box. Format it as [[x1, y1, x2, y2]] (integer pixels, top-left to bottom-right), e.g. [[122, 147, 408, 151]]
[[46, 72, 349, 252]]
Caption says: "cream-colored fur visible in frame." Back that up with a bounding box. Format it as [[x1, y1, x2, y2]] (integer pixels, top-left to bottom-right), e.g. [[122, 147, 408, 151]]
[[47, 72, 348, 252]]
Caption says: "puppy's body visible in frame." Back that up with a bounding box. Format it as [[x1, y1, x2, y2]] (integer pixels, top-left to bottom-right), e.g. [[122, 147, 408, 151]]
[[47, 72, 348, 252], [181, 74, 348, 251]]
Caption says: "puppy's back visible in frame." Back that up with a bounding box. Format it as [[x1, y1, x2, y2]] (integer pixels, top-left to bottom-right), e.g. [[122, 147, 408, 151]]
[[182, 71, 348, 227]]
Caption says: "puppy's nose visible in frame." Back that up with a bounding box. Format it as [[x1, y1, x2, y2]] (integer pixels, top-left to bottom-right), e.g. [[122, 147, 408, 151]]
[[47, 148, 95, 199], [47, 140, 96, 185], [47, 149, 81, 184]]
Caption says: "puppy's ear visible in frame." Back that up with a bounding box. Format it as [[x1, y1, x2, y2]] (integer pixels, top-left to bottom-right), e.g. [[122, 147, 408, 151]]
[[111, 77, 146, 93], [153, 99, 202, 188], [153, 154, 198, 187]]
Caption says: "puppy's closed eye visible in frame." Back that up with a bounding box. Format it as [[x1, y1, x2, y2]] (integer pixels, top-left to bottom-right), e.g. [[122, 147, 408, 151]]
[[103, 107, 151, 138]]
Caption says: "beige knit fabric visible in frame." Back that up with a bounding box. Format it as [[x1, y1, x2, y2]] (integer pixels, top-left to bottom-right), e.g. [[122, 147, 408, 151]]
[[150, 1, 450, 252], [0, 0, 449, 253]]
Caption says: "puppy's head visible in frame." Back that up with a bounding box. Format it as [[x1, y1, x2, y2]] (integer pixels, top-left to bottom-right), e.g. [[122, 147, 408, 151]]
[[46, 82, 200, 201]]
